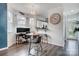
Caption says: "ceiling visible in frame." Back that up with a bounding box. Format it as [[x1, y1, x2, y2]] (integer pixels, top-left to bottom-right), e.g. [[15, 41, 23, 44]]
[[8, 3, 79, 18], [63, 3, 79, 16]]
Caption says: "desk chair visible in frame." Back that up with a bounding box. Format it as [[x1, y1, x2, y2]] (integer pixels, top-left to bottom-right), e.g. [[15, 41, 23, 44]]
[[28, 35, 43, 56]]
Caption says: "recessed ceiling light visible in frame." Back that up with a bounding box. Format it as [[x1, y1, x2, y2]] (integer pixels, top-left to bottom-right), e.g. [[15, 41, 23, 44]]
[[74, 18, 76, 19], [21, 17, 25, 19], [71, 10, 74, 12]]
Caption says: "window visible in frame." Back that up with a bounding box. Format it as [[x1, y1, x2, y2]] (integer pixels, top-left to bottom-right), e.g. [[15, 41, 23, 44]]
[[30, 18, 36, 31], [7, 11, 13, 32], [17, 14, 26, 28]]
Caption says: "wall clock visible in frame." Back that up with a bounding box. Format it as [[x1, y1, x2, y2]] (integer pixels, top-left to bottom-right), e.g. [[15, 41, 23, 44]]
[[50, 13, 61, 24]]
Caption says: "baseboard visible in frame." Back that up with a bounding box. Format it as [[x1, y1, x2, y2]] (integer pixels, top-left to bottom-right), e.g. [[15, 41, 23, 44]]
[[8, 43, 16, 48], [48, 41, 64, 47], [0, 47, 8, 51]]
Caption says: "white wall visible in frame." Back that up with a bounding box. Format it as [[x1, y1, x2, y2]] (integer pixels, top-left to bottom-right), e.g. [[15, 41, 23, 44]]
[[7, 33, 16, 47], [7, 7, 16, 47], [47, 7, 64, 47]]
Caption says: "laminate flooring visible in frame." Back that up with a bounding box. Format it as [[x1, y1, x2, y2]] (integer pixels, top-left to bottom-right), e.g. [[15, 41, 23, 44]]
[[0, 40, 79, 56], [0, 43, 64, 56]]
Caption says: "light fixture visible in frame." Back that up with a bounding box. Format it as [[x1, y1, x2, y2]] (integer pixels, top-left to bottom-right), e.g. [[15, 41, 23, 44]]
[[71, 10, 74, 12], [21, 17, 25, 19]]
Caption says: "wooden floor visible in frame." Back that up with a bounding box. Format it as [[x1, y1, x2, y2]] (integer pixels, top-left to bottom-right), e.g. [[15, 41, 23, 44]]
[[0, 39, 79, 56], [0, 43, 64, 56], [64, 39, 79, 56]]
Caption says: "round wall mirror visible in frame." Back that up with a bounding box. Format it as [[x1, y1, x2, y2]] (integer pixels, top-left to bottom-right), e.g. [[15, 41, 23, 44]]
[[50, 13, 61, 24]]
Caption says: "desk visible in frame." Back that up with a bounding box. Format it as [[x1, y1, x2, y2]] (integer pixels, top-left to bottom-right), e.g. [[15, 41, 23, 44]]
[[26, 33, 39, 42], [37, 32, 48, 44], [16, 32, 28, 44], [26, 33, 39, 36], [26, 32, 48, 43]]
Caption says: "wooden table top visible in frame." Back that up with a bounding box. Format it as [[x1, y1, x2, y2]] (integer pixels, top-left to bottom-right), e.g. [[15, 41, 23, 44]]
[[26, 33, 39, 36]]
